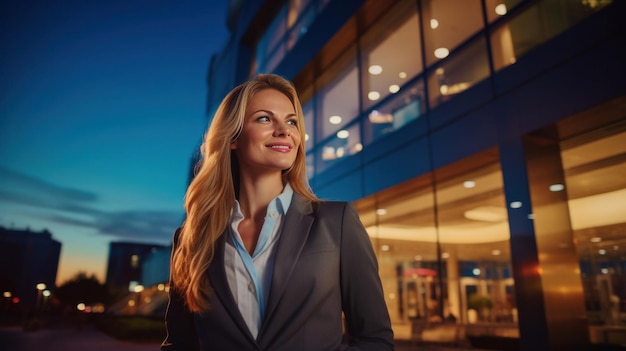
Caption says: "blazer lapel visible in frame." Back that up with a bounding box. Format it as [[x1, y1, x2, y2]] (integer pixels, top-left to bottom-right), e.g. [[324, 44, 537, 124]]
[[262, 193, 315, 325], [207, 232, 257, 342]]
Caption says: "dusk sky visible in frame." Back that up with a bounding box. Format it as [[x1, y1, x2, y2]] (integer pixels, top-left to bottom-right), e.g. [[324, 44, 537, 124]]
[[0, 0, 230, 285]]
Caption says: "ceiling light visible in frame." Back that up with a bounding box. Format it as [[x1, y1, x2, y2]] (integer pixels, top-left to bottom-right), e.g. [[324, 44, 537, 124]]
[[389, 85, 400, 93], [549, 183, 564, 192], [590, 237, 602, 243], [434, 47, 449, 59], [492, 250, 501, 256], [329, 115, 342, 124], [369, 65, 383, 75], [495, 4, 507, 16], [464, 206, 507, 222], [599, 249, 606, 255], [399, 71, 407, 79], [430, 19, 439, 29], [376, 208, 387, 216], [441, 252, 449, 259], [336, 130, 349, 139], [381, 244, 390, 251], [305, 133, 309, 141], [463, 180, 476, 188], [472, 268, 481, 276], [368, 91, 381, 101]]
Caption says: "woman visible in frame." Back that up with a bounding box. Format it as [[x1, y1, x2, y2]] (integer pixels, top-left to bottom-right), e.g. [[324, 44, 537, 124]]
[[162, 74, 394, 350]]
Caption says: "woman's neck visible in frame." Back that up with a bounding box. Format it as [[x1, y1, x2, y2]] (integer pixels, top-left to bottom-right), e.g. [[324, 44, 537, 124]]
[[237, 173, 284, 222]]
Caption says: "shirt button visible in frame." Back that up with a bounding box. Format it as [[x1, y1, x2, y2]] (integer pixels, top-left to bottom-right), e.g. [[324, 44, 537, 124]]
[[269, 211, 278, 218]]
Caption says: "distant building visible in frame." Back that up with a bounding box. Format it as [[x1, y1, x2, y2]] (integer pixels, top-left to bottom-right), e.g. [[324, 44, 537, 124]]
[[141, 245, 171, 287], [105, 241, 166, 294], [0, 227, 61, 307]]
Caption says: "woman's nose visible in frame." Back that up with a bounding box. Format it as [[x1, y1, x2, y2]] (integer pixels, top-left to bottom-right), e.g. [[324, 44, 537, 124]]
[[274, 122, 290, 136]]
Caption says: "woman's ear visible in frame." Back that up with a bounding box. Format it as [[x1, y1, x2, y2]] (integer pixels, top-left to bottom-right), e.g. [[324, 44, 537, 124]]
[[230, 139, 238, 150]]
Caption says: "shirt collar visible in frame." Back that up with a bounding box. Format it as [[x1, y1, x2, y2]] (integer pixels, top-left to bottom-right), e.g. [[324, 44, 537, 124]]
[[232, 182, 293, 218]]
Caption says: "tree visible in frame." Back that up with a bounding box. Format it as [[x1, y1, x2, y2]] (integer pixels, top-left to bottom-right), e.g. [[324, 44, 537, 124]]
[[55, 272, 110, 307]]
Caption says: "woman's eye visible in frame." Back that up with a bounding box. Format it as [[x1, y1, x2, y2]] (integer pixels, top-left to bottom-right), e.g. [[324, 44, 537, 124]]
[[287, 119, 297, 126], [257, 116, 270, 122]]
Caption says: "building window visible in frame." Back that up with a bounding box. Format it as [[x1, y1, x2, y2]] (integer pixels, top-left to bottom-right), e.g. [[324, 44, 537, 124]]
[[484, 0, 523, 24], [314, 46, 360, 172], [318, 122, 361, 173], [427, 36, 490, 109], [359, 0, 423, 112], [421, 0, 484, 67], [490, 0, 612, 72], [256, 5, 288, 74], [355, 148, 517, 340], [561, 120, 626, 329], [255, 0, 331, 75], [363, 78, 426, 146]]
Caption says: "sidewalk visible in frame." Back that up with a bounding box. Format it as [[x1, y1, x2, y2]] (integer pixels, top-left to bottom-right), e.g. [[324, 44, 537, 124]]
[[0, 324, 482, 351], [0, 325, 162, 351]]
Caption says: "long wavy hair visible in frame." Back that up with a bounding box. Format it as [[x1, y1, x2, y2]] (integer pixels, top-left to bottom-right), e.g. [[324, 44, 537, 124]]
[[170, 73, 319, 313]]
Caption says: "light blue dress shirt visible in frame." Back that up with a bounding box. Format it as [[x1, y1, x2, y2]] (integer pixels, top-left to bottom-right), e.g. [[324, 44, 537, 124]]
[[225, 183, 293, 338]]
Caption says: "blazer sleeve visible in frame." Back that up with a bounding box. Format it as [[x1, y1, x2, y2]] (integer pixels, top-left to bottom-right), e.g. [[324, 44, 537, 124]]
[[161, 228, 200, 351], [339, 202, 395, 350]]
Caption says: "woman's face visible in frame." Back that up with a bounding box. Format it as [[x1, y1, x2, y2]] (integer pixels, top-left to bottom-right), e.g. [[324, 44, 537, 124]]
[[231, 88, 301, 176]]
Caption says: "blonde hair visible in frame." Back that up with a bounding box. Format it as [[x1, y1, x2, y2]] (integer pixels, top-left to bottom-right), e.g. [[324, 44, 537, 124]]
[[171, 73, 319, 312]]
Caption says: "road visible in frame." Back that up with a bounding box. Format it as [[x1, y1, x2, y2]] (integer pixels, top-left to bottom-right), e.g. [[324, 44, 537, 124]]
[[0, 324, 489, 351], [0, 325, 162, 351]]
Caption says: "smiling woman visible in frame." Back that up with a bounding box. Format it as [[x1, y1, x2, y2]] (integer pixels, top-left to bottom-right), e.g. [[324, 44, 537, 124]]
[[162, 74, 394, 351]]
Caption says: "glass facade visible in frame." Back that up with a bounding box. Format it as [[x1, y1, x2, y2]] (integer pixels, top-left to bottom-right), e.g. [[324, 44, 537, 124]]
[[253, 0, 331, 75], [560, 119, 626, 342], [355, 149, 517, 342], [246, 0, 622, 347]]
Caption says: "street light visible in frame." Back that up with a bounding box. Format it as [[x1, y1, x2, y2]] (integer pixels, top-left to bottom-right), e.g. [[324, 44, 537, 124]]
[[35, 283, 47, 315], [42, 290, 51, 311]]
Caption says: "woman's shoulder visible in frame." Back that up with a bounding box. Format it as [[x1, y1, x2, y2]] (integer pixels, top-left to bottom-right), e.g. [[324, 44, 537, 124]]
[[312, 200, 357, 217]]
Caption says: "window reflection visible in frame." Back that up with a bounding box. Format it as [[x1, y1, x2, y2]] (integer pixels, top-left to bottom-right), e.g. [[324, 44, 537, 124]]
[[254, 0, 332, 75], [363, 78, 426, 145], [290, 0, 613, 179], [256, 6, 288, 74], [485, 0, 523, 23], [490, 0, 612, 72], [316, 47, 359, 141], [355, 149, 517, 341], [421, 0, 483, 66], [561, 122, 626, 328], [427, 37, 490, 108], [317, 123, 361, 173], [359, 0, 423, 112]]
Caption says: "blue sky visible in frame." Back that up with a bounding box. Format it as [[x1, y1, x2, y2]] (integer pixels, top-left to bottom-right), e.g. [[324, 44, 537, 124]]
[[0, 0, 229, 285]]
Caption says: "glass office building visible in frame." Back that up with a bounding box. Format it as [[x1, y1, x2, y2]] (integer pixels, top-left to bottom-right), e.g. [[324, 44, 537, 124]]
[[205, 0, 625, 349]]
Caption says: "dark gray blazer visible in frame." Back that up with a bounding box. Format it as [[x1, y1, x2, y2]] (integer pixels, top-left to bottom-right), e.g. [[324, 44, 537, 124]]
[[161, 193, 394, 351]]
